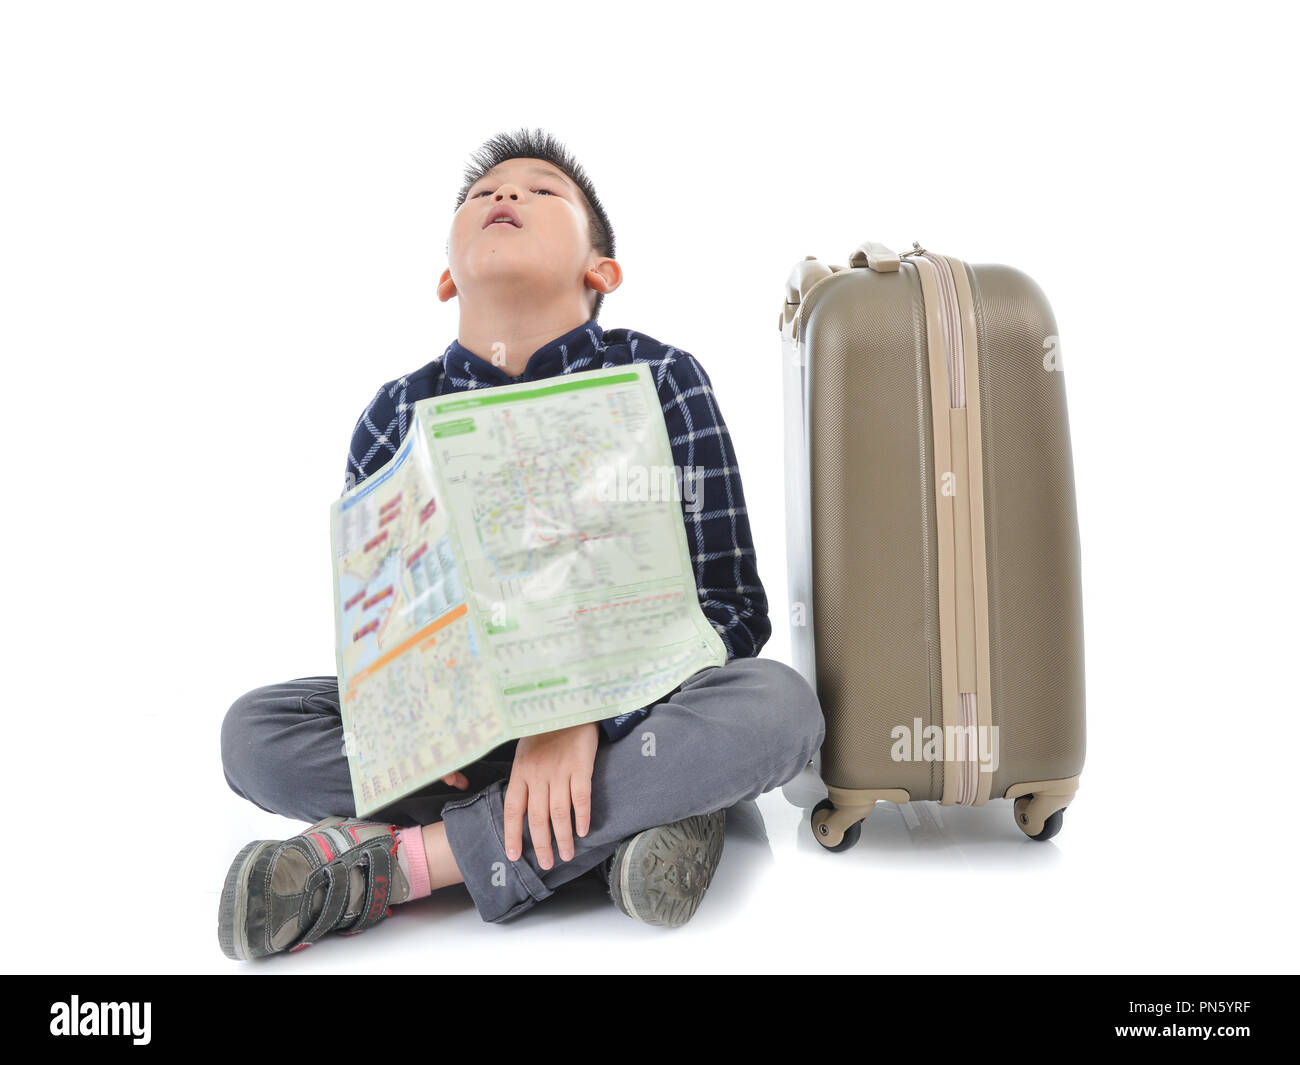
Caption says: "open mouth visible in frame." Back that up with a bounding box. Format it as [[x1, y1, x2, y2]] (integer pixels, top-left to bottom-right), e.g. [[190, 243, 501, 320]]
[[483, 207, 522, 229]]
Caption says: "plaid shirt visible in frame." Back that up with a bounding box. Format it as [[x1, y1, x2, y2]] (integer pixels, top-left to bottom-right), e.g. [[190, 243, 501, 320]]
[[344, 318, 771, 741]]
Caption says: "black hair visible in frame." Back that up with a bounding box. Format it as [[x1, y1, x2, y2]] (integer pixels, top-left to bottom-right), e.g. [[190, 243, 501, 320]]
[[454, 127, 616, 321]]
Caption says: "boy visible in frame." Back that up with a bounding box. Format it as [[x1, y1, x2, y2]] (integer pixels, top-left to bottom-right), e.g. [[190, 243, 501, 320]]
[[218, 128, 824, 960]]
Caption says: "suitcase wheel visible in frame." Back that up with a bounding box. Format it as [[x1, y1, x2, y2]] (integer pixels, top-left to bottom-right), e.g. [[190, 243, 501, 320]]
[[1013, 794, 1066, 842], [811, 798, 863, 853]]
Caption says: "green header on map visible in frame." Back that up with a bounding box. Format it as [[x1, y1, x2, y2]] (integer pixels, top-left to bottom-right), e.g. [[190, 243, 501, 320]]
[[432, 371, 639, 416]]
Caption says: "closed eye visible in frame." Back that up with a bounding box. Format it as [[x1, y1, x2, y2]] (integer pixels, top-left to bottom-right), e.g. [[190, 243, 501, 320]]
[[472, 188, 554, 198]]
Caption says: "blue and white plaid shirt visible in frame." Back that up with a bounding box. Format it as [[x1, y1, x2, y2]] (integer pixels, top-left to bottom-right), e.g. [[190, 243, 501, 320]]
[[344, 318, 771, 741]]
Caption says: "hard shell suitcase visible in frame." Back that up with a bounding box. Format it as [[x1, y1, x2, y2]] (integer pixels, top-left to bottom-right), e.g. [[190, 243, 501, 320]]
[[779, 240, 1085, 849]]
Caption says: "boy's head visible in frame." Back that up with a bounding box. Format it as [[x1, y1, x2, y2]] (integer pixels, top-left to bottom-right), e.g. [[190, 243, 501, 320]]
[[438, 127, 620, 322]]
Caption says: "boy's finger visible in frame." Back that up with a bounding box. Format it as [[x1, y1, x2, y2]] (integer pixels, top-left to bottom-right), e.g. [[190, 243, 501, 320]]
[[550, 787, 575, 863], [571, 774, 592, 838], [503, 775, 527, 862], [528, 784, 554, 870]]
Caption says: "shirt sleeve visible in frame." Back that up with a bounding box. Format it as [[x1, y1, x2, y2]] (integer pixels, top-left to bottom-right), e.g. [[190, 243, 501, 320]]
[[594, 351, 771, 743], [343, 383, 399, 495], [657, 350, 772, 660]]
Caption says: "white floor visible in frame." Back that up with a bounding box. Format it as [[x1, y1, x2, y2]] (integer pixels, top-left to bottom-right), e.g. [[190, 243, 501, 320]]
[[26, 709, 1293, 974]]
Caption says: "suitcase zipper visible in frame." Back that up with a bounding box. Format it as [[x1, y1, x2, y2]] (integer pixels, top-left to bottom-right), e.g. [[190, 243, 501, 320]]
[[915, 250, 980, 806]]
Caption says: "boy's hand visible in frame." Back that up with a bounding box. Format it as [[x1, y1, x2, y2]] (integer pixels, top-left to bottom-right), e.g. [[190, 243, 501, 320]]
[[441, 771, 469, 790], [503, 722, 599, 869]]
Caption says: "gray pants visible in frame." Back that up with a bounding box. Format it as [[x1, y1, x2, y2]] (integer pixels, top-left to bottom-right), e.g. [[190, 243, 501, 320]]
[[221, 656, 825, 923]]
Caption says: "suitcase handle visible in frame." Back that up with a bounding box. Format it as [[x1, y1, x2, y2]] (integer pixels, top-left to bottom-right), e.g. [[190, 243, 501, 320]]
[[848, 240, 901, 273], [785, 256, 834, 308]]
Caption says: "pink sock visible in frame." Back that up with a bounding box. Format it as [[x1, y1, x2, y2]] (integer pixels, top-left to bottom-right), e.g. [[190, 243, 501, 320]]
[[396, 826, 432, 901]]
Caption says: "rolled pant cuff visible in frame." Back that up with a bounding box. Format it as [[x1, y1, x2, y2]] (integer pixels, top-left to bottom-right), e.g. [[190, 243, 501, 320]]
[[440, 779, 553, 923]]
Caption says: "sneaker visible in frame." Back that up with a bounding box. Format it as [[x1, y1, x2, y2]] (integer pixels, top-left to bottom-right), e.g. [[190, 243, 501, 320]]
[[218, 815, 411, 960], [606, 809, 726, 927]]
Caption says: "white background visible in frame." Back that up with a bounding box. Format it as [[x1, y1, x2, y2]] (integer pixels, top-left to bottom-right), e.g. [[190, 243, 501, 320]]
[[2, 0, 1296, 974]]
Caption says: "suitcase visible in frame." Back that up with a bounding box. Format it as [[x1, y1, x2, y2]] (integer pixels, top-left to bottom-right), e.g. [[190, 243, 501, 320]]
[[779, 239, 1085, 849]]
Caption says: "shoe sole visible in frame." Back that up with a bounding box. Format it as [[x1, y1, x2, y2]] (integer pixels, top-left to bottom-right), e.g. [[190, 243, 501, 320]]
[[218, 840, 275, 961], [611, 811, 726, 928]]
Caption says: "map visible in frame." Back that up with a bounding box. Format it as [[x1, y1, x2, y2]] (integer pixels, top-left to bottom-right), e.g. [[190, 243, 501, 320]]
[[330, 363, 727, 817]]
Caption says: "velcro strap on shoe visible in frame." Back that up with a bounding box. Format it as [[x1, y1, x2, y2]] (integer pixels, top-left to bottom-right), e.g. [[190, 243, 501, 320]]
[[340, 837, 395, 935], [296, 862, 352, 949]]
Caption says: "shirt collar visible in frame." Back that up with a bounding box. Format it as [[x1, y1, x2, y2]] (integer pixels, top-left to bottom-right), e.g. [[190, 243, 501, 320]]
[[442, 318, 605, 388]]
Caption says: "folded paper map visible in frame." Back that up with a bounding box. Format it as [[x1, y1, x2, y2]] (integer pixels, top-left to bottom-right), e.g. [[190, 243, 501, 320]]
[[330, 363, 727, 817]]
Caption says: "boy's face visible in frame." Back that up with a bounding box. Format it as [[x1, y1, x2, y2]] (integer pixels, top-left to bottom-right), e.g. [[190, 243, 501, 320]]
[[443, 156, 608, 312]]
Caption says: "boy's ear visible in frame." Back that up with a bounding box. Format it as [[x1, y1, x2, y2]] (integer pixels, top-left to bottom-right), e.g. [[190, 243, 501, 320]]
[[584, 258, 622, 296], [436, 267, 457, 303]]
